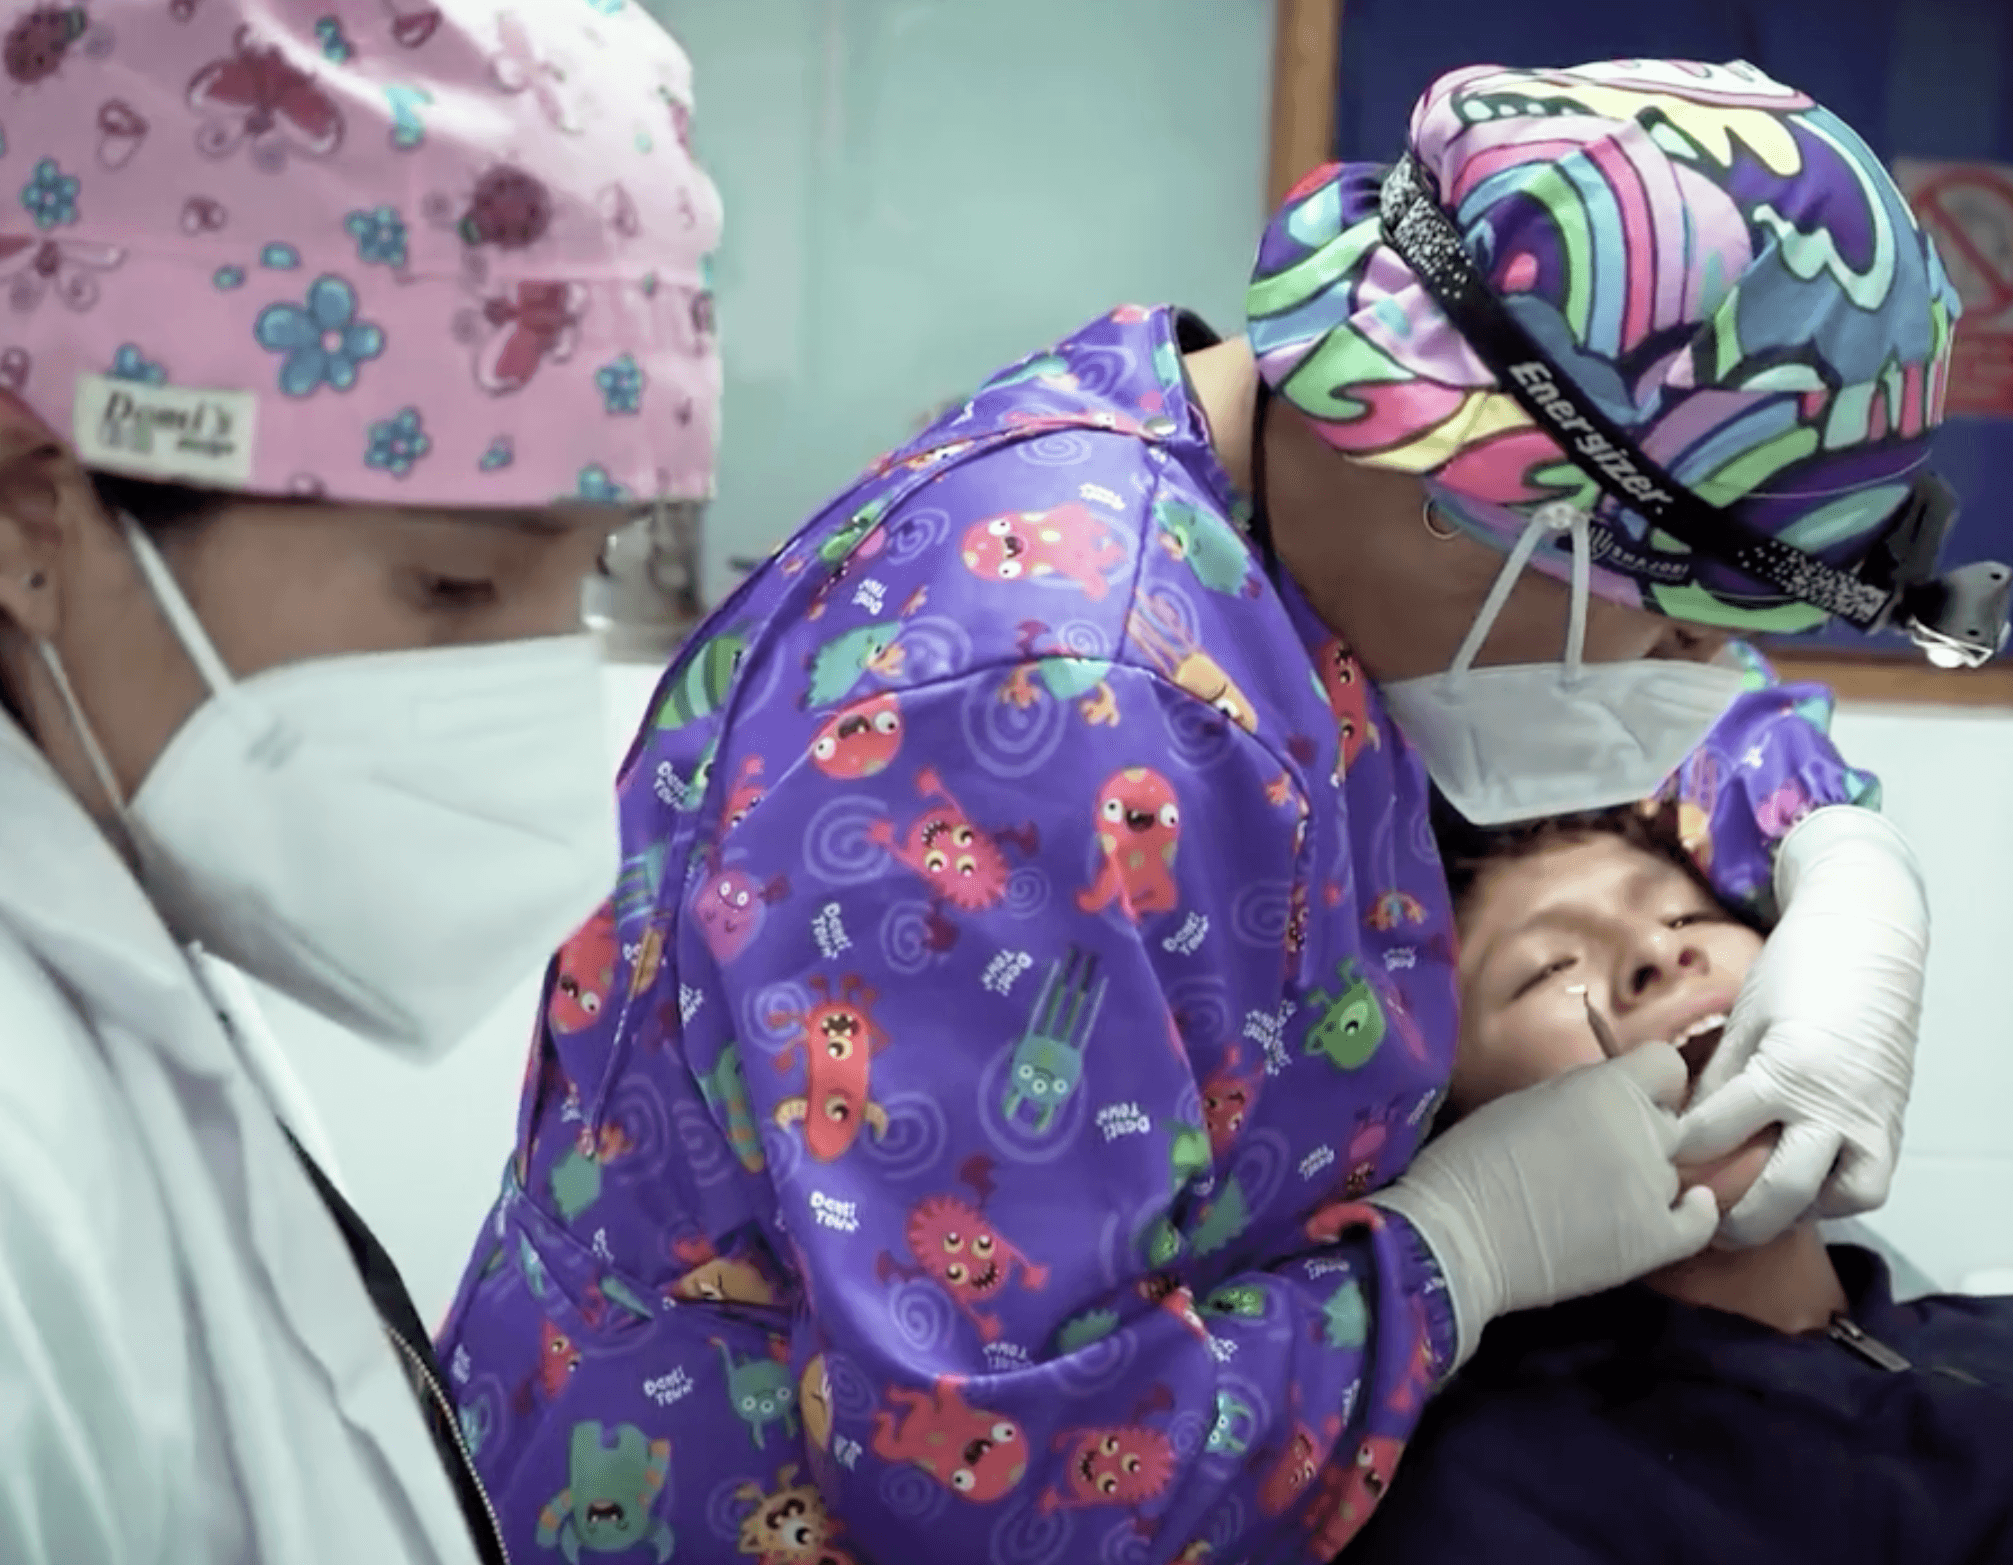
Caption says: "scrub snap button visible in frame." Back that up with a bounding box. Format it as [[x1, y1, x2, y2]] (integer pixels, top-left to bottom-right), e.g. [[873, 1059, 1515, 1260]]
[[1533, 501, 1584, 531], [1142, 415, 1178, 437]]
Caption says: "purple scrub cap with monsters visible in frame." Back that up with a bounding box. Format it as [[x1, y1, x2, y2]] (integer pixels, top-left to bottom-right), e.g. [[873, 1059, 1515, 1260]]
[[1247, 58, 2010, 664]]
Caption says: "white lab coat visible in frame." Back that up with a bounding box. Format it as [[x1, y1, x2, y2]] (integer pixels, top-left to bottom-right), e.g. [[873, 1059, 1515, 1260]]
[[0, 716, 484, 1565]]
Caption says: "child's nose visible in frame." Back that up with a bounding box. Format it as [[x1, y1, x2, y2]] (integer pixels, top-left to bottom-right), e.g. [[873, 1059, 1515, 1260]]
[[1621, 927, 1704, 1003]]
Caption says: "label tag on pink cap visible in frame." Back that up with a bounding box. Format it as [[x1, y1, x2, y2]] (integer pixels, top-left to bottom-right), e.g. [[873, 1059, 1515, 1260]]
[[73, 373, 257, 488]]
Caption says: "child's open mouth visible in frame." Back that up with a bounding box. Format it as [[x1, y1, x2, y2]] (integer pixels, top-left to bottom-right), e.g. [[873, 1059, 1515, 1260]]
[[1673, 1013, 1727, 1104]]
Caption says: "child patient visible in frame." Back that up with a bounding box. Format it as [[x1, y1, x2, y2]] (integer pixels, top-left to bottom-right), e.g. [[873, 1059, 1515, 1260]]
[[1344, 809, 2013, 1565]]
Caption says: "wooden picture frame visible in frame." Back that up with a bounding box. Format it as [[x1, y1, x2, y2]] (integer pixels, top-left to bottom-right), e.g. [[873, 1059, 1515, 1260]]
[[1263, 0, 2013, 705]]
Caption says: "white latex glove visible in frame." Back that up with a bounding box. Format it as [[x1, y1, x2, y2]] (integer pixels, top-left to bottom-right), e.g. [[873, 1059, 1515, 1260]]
[[1677, 805, 1927, 1248], [1372, 1043, 1717, 1370]]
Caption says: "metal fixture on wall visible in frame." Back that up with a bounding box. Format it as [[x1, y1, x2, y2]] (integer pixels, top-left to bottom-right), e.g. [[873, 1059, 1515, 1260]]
[[585, 499, 707, 663]]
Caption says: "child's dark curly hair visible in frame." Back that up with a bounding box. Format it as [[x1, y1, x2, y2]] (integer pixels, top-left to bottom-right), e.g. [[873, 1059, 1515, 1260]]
[[1430, 790, 1758, 932]]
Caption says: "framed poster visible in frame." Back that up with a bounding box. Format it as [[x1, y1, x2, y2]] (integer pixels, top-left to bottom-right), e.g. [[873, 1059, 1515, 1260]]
[[1266, 0, 2013, 704]]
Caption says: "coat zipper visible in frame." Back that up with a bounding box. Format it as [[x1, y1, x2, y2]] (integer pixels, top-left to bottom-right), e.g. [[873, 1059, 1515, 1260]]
[[382, 1323, 513, 1565], [1827, 1313, 1911, 1373]]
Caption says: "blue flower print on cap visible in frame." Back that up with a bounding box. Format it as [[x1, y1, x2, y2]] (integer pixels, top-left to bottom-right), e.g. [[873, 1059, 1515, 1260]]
[[110, 344, 165, 385], [261, 242, 301, 270], [595, 354, 645, 415], [479, 435, 515, 471], [344, 205, 409, 269], [214, 265, 246, 290], [576, 463, 628, 501], [255, 275, 386, 397], [366, 407, 431, 478], [384, 84, 431, 151], [315, 16, 353, 61], [21, 159, 78, 230]]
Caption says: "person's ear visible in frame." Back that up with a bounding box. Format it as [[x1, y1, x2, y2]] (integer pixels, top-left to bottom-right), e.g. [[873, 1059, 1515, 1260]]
[[0, 392, 105, 643], [1650, 618, 1731, 663]]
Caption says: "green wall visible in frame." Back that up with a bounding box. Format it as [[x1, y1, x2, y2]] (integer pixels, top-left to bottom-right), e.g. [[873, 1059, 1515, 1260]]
[[647, 0, 1272, 596]]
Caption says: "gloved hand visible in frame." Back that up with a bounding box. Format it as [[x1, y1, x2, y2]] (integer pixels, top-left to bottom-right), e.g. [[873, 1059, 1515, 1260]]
[[1372, 1043, 1718, 1370], [1677, 805, 1927, 1248]]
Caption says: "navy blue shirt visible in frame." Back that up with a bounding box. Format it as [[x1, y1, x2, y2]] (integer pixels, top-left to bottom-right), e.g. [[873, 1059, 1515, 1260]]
[[1346, 1247, 2013, 1565]]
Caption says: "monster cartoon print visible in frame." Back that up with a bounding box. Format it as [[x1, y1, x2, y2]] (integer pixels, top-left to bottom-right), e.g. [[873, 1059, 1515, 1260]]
[[1205, 1389, 1260, 1457], [1325, 1107, 1402, 1202], [1187, 1174, 1254, 1260], [1168, 1121, 1212, 1188], [808, 692, 904, 779], [458, 1398, 495, 1462], [868, 767, 1038, 951], [1257, 1386, 1344, 1518], [870, 1377, 1029, 1502], [1365, 890, 1427, 933], [613, 842, 669, 985], [1001, 946, 1107, 1134], [767, 974, 892, 1162], [580, 1272, 655, 1332], [1077, 767, 1182, 921], [1138, 1273, 1211, 1343], [668, 1236, 779, 1308], [535, 1421, 674, 1564], [695, 1041, 766, 1174], [513, 1232, 552, 1300], [806, 515, 891, 624], [691, 861, 789, 965], [1126, 589, 1258, 732], [514, 1318, 581, 1416], [721, 756, 767, 833], [615, 841, 668, 915], [802, 620, 906, 712], [1201, 1281, 1270, 1322], [812, 496, 889, 575], [982, 351, 1077, 394], [1152, 495, 1258, 599], [732, 1465, 853, 1564], [549, 906, 618, 1035], [1305, 1434, 1407, 1557], [999, 621, 1121, 727], [1136, 1121, 1217, 1268], [960, 501, 1126, 598], [662, 733, 722, 820], [548, 1120, 634, 1223], [654, 623, 749, 732], [1321, 1275, 1369, 1350], [433, 141, 1908, 1554], [1040, 1385, 1179, 1520], [1141, 1167, 1253, 1270], [716, 1336, 799, 1451], [1313, 637, 1378, 774], [878, 1155, 1049, 1344], [799, 1355, 834, 1454], [1199, 1044, 1262, 1158], [1303, 958, 1387, 1071]]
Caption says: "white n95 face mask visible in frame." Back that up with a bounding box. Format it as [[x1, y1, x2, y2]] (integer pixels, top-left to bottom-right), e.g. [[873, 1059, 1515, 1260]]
[[42, 514, 619, 1056], [1381, 505, 1747, 828]]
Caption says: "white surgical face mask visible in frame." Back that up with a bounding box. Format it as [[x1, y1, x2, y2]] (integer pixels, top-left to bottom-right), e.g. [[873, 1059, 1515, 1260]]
[[1381, 505, 1747, 828], [41, 514, 619, 1056]]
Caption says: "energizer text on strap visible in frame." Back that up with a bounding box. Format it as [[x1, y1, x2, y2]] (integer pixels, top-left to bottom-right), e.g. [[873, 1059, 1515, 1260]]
[[1377, 154, 1892, 628]]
